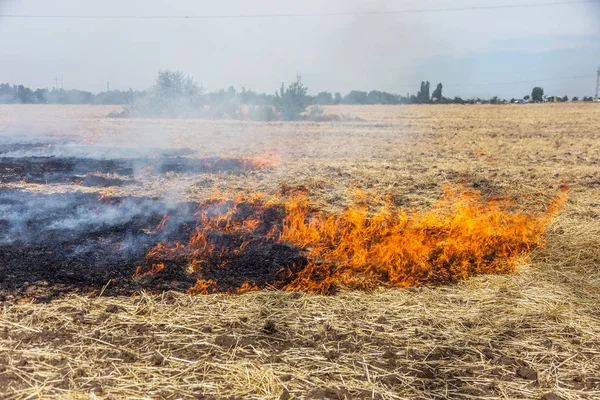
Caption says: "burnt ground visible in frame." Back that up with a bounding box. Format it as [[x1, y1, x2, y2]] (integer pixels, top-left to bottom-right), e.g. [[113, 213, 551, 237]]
[[0, 189, 309, 302], [0, 190, 196, 301], [0, 156, 273, 185], [139, 198, 310, 295], [0, 140, 297, 301], [0, 141, 272, 187]]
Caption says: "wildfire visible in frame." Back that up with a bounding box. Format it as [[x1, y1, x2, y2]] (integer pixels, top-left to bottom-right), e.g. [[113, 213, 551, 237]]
[[96, 189, 118, 204], [154, 216, 170, 232], [135, 186, 568, 295], [201, 153, 280, 172], [239, 153, 280, 170]]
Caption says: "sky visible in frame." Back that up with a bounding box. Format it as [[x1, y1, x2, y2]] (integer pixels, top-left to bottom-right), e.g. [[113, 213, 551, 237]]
[[0, 0, 599, 98]]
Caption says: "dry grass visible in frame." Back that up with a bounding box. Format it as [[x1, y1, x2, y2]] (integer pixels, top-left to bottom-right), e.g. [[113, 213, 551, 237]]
[[0, 103, 599, 399]]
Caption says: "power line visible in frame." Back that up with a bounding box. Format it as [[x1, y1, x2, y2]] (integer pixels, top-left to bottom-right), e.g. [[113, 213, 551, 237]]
[[0, 0, 595, 19]]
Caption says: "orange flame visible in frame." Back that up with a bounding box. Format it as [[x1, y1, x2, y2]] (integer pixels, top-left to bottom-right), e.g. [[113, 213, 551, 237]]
[[239, 153, 280, 170], [136, 186, 568, 295], [134, 263, 165, 278], [281, 186, 568, 293], [198, 153, 280, 173], [188, 279, 219, 295], [154, 216, 170, 232]]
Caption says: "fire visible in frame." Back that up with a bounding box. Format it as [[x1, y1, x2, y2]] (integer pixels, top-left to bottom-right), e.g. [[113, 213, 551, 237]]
[[134, 263, 165, 278], [239, 153, 280, 170], [154, 216, 170, 232], [97, 189, 118, 204], [281, 186, 568, 293], [136, 186, 568, 295], [195, 153, 280, 173]]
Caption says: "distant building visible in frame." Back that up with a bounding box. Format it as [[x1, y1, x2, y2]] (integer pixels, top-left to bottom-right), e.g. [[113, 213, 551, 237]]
[[544, 96, 561, 103]]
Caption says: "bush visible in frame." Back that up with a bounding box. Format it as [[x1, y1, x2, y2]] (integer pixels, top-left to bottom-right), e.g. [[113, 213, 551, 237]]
[[275, 76, 309, 121], [314, 92, 333, 105], [248, 105, 278, 121], [344, 90, 368, 105], [307, 105, 324, 119]]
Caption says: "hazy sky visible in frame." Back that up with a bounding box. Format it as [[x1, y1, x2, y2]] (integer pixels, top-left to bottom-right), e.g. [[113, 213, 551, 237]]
[[1, 0, 599, 98]]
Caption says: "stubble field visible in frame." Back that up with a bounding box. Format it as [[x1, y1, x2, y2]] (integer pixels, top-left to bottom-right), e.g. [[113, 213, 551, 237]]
[[0, 103, 599, 399]]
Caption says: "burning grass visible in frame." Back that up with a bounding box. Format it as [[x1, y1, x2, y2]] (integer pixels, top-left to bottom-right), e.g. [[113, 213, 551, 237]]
[[158, 153, 280, 174], [138, 186, 568, 295], [1, 104, 598, 399]]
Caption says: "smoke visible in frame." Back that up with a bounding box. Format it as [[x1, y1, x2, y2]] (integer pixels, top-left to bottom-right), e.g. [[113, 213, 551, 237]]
[[0, 136, 190, 261], [0, 190, 199, 296], [0, 137, 196, 159], [0, 134, 278, 247], [0, 190, 193, 247]]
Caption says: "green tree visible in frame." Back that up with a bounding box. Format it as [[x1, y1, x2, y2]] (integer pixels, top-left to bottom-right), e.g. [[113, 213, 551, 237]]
[[314, 91, 333, 105], [531, 87, 544, 102], [148, 70, 204, 116], [524, 95, 530, 101], [344, 90, 368, 104], [117, 70, 204, 117], [334, 92, 342, 105], [154, 70, 203, 100], [417, 81, 431, 103], [275, 75, 309, 121], [431, 83, 443, 101], [572, 96, 579, 102], [366, 90, 399, 104]]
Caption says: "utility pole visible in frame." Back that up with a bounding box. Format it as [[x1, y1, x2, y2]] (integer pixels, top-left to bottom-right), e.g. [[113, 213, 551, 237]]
[[55, 76, 59, 90], [595, 66, 600, 101], [107, 81, 110, 91]]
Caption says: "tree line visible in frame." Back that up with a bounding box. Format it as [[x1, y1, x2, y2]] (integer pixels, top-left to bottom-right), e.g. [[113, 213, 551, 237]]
[[0, 83, 145, 105], [2, 72, 597, 123], [3, 75, 596, 108]]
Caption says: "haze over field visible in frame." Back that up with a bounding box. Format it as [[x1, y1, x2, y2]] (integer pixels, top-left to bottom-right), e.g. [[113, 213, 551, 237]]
[[0, 0, 599, 98]]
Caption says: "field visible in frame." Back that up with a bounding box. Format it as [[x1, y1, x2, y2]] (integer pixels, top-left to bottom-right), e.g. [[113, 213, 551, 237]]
[[0, 103, 599, 399]]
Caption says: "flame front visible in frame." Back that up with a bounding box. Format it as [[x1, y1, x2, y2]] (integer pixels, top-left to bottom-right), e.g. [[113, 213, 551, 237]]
[[137, 186, 568, 294]]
